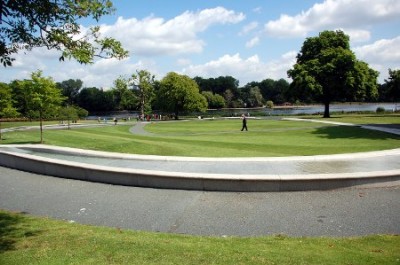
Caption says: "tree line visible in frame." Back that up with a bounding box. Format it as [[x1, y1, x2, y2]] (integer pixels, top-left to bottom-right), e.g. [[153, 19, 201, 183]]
[[1, 31, 400, 128]]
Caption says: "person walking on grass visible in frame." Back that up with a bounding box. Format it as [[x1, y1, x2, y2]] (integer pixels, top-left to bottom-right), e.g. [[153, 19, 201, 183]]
[[241, 114, 248, 131]]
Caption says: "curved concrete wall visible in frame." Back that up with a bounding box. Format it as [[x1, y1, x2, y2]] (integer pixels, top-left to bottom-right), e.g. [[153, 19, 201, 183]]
[[0, 145, 399, 192]]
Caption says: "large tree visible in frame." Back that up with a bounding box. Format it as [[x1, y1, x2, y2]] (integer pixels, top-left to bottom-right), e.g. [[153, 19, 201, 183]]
[[288, 30, 378, 118], [158, 72, 207, 119], [0, 0, 128, 66]]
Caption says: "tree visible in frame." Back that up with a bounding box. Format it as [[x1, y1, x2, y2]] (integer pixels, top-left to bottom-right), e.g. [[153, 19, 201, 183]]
[[383, 69, 400, 102], [247, 87, 264, 107], [131, 70, 155, 117], [201, 91, 226, 109], [58, 106, 79, 129], [158, 72, 207, 119], [287, 30, 378, 118], [57, 79, 83, 105], [20, 71, 65, 143], [245, 78, 289, 104], [0, 82, 19, 140], [77, 87, 115, 112], [1, 0, 128, 66], [112, 76, 137, 110]]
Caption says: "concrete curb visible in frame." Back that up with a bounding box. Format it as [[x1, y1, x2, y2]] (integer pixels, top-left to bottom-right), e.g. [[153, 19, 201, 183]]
[[1, 144, 399, 192]]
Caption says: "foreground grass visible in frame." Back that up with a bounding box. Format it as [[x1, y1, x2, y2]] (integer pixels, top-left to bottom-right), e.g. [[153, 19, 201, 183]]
[[0, 210, 399, 265], [1, 117, 399, 157]]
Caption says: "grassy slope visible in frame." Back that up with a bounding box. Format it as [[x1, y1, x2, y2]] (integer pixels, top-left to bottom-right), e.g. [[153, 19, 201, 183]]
[[1, 210, 399, 265], [1, 118, 399, 157]]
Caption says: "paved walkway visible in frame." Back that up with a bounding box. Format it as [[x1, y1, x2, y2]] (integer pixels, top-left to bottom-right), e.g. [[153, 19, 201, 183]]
[[1, 166, 399, 237]]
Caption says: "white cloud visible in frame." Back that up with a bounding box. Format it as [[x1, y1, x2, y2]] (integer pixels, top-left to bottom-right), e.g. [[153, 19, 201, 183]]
[[176, 58, 191, 66], [354, 36, 400, 81], [246, 37, 260, 48], [100, 7, 245, 56], [341, 29, 371, 43], [239, 22, 258, 36], [181, 52, 296, 85], [265, 0, 400, 38], [253, 7, 262, 14]]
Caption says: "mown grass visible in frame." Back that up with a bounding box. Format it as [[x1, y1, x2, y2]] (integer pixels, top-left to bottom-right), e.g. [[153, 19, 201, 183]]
[[1, 210, 399, 265], [303, 113, 400, 125], [1, 117, 399, 157]]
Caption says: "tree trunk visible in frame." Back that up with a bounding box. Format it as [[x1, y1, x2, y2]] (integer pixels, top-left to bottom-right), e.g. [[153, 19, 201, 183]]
[[40, 114, 43, 143], [323, 102, 330, 118], [140, 98, 145, 117], [0, 120, 2, 140]]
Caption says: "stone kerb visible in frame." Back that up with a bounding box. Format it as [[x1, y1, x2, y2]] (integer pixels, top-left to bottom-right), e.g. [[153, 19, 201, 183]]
[[1, 144, 399, 192]]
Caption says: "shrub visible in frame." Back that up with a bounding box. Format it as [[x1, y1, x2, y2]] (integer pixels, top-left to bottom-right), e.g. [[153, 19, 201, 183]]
[[376, 107, 385, 113], [266, 100, 274, 109]]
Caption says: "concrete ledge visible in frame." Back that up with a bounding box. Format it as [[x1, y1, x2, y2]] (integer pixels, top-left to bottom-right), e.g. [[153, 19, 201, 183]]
[[0, 145, 399, 192]]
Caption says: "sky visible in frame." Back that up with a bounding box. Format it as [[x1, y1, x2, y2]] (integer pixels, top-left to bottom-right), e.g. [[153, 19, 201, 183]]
[[2, 0, 400, 88]]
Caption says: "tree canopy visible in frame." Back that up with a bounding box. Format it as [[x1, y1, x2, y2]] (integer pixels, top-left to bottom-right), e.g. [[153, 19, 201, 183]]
[[383, 69, 400, 102], [158, 72, 207, 119], [0, 82, 18, 140], [288, 30, 379, 118], [0, 0, 128, 66], [131, 70, 155, 117], [18, 71, 65, 142]]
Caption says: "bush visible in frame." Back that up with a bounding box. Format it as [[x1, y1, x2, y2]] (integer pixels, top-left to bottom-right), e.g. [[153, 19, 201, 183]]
[[266, 100, 274, 109], [376, 107, 385, 113]]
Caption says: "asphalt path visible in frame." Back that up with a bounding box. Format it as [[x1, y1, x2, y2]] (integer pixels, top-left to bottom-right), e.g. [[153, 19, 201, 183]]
[[1, 166, 399, 237]]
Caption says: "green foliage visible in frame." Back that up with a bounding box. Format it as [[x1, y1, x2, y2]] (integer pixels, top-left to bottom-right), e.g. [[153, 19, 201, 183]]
[[266, 100, 274, 108], [77, 87, 115, 112], [158, 72, 207, 119], [246, 79, 290, 104], [17, 71, 65, 142], [56, 79, 83, 105], [288, 30, 379, 118], [0, 82, 18, 118], [383, 69, 400, 101], [131, 69, 156, 116], [112, 76, 138, 110], [376, 107, 386, 114], [1, 0, 128, 66], [0, 82, 19, 140], [202, 91, 226, 109]]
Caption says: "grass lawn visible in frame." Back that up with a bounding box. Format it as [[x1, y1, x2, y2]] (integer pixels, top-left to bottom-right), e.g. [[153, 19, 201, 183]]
[[302, 113, 400, 125], [1, 115, 399, 264], [1, 210, 399, 265], [1, 117, 399, 157]]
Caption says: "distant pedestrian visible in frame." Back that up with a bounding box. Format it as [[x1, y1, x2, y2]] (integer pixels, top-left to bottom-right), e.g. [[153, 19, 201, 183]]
[[241, 114, 248, 131]]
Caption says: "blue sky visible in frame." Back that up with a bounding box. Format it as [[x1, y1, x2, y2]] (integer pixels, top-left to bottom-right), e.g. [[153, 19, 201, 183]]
[[3, 0, 400, 88]]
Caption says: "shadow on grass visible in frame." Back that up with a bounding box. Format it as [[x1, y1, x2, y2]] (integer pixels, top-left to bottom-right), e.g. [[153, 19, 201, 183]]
[[312, 125, 400, 140], [0, 211, 38, 253], [0, 141, 42, 145]]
